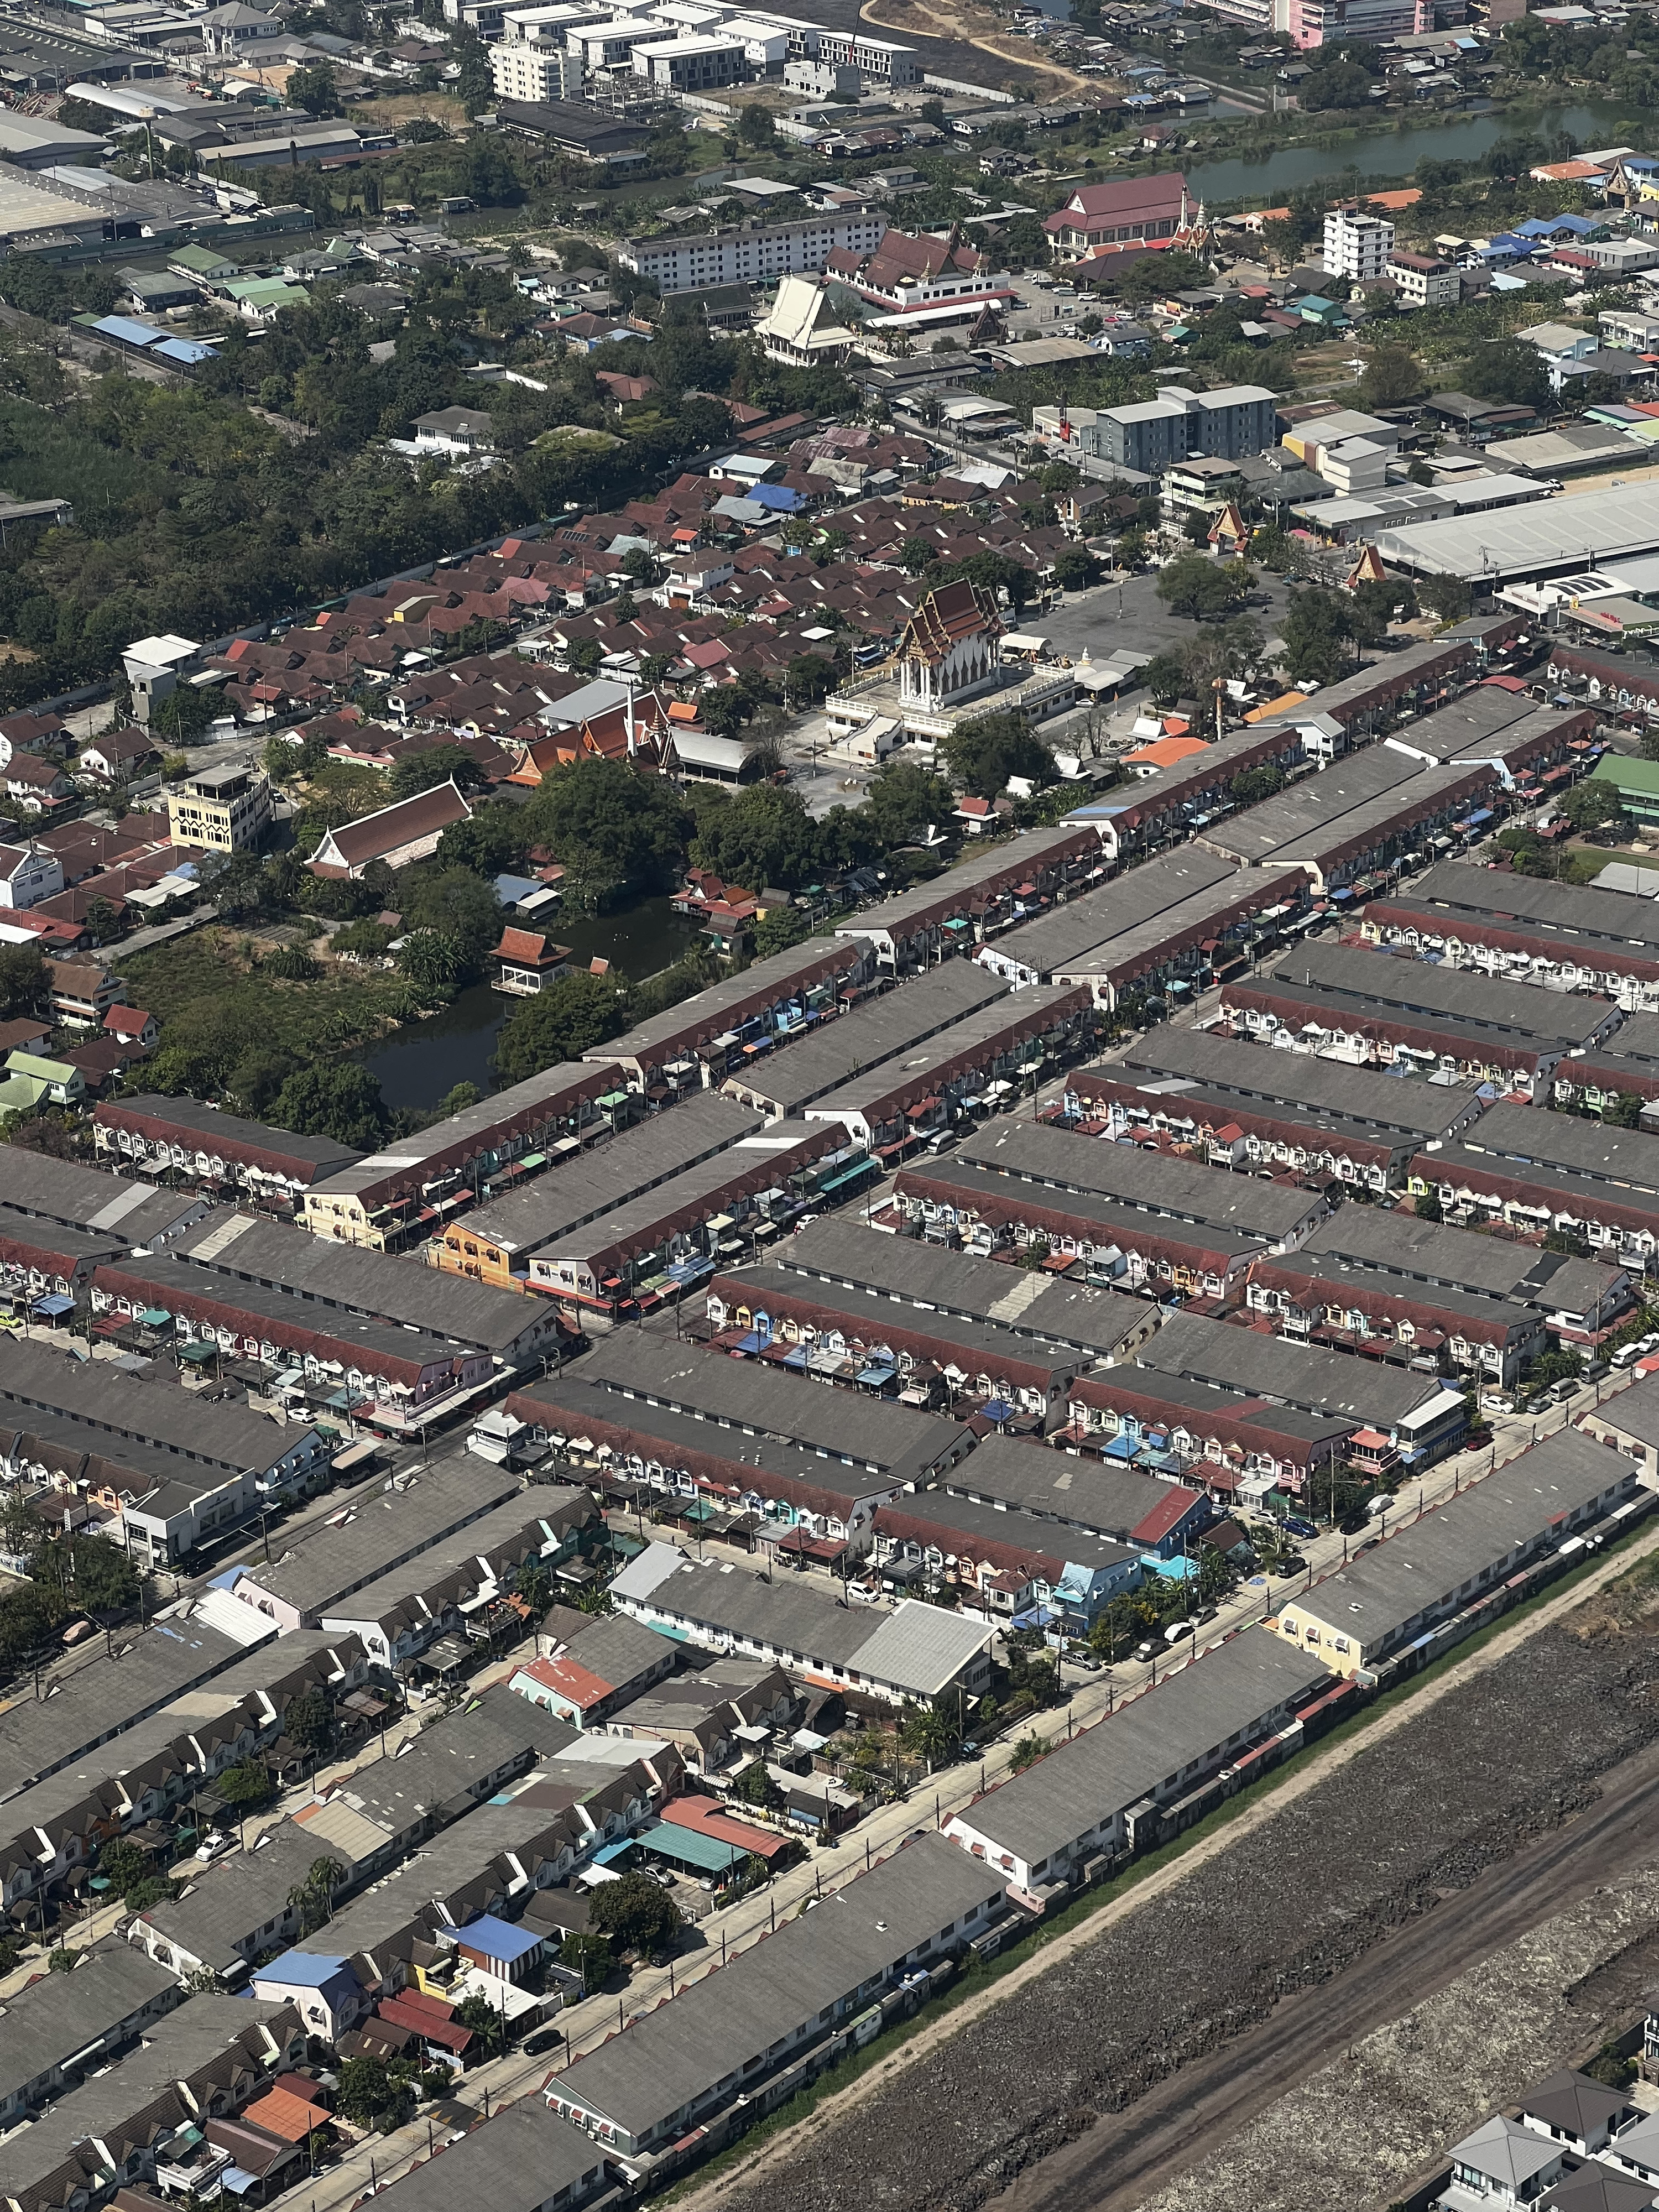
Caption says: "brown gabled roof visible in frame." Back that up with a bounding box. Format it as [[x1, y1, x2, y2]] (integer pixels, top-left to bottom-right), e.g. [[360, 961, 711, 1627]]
[[309, 781, 472, 870], [898, 578, 1000, 669]]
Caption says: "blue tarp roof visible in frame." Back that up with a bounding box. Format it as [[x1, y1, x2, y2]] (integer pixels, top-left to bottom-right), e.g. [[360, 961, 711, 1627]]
[[748, 483, 801, 512], [92, 315, 163, 347], [456, 1913, 542, 1963], [258, 1951, 349, 1988]]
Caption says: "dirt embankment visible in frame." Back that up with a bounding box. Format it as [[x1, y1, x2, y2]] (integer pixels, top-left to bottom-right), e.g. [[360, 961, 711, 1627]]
[[708, 1569, 1659, 2212], [855, 0, 1094, 98]]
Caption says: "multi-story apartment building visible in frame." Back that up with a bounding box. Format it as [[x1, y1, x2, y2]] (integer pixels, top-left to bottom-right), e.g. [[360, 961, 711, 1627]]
[[489, 36, 583, 96], [1324, 205, 1395, 283], [1040, 382, 1276, 474], [1388, 248, 1459, 308], [619, 208, 886, 295], [165, 765, 273, 853]]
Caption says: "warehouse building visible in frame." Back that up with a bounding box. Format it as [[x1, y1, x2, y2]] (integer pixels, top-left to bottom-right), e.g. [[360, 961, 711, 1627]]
[[1115, 1027, 1489, 1142], [888, 1159, 1266, 1301], [722, 962, 1006, 1119], [587, 936, 873, 1095], [300, 1059, 624, 1250], [802, 984, 1095, 1154], [545, 1836, 1008, 2162], [761, 1215, 1156, 1368], [611, 1541, 997, 1707], [1269, 1429, 1641, 1674], [93, 1095, 362, 1207], [952, 1121, 1328, 1250], [942, 1632, 1331, 1893], [1136, 1312, 1467, 1471]]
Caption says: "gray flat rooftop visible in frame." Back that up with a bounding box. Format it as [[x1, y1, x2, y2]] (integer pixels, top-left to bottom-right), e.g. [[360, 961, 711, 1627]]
[[727, 963, 1006, 1115], [1595, 1011, 1659, 1066], [1195, 745, 1422, 861], [0, 1941, 180, 2111], [1460, 1099, 1659, 1194], [0, 1146, 205, 1248], [0, 1337, 316, 1475], [173, 1211, 545, 1355], [987, 849, 1237, 980], [513, 1375, 906, 1504], [103, 1094, 363, 1175], [546, 1126, 837, 1272], [320, 1489, 588, 1634], [711, 1263, 1081, 1381], [1264, 943, 1614, 1047], [0, 1614, 252, 1802], [936, 1434, 1186, 1540], [958, 1632, 1329, 1867], [360, 2099, 604, 2212], [1079, 1360, 1354, 1446], [1115, 1029, 1485, 1136], [1138, 1311, 1449, 1427], [595, 935, 860, 1068], [232, 1458, 522, 1620], [806, 985, 1088, 1117], [1596, 1373, 1659, 1451], [1302, 1206, 1624, 1313], [1223, 975, 1560, 1064], [1295, 1427, 1635, 1653], [1078, 1073, 1421, 1161], [461, 1095, 761, 1258], [877, 1488, 1137, 1579], [904, 1159, 1267, 1270], [766, 1217, 1148, 1363], [836, 825, 1092, 939], [1403, 860, 1659, 953], [573, 1332, 972, 1479], [956, 1122, 1324, 1244], [1383, 688, 1561, 764], [1425, 1142, 1659, 1225]]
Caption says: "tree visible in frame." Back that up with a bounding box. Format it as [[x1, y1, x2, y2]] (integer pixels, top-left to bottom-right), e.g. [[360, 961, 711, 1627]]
[[218, 1759, 273, 1811], [1009, 1732, 1053, 1773], [897, 1705, 957, 1766], [336, 2057, 413, 2132], [0, 941, 45, 1019], [940, 712, 1055, 801], [588, 1870, 682, 1959], [692, 784, 824, 891], [1417, 574, 1472, 625], [735, 1760, 782, 1808], [1350, 578, 1415, 645], [493, 971, 627, 1084], [1278, 586, 1357, 686], [559, 1930, 613, 1992], [1138, 649, 1188, 708], [268, 1065, 387, 1150], [1231, 764, 1286, 806], [1358, 343, 1425, 410], [737, 103, 776, 148], [288, 1855, 346, 1936], [149, 686, 216, 746], [96, 1838, 156, 1900], [1459, 337, 1550, 412], [455, 1991, 507, 2051], [865, 757, 958, 847], [784, 653, 837, 710], [753, 902, 810, 957], [1052, 545, 1098, 592], [1415, 1189, 1444, 1223], [1561, 780, 1629, 836], [1155, 555, 1237, 623], [287, 59, 342, 114], [1604, 1093, 1645, 1129], [61, 1538, 138, 1616], [388, 744, 488, 801], [285, 1688, 334, 1756]]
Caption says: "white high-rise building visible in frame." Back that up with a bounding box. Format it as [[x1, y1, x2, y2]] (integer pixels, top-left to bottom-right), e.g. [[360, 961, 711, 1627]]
[[489, 38, 584, 96], [1322, 205, 1395, 284]]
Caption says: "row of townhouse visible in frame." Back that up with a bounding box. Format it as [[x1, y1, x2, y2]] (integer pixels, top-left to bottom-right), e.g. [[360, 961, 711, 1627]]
[[0, 1632, 370, 1921], [1409, 1107, 1659, 1274]]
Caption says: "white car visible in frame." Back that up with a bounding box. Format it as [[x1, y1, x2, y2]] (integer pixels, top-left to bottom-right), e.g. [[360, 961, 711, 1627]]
[[194, 1833, 234, 1864]]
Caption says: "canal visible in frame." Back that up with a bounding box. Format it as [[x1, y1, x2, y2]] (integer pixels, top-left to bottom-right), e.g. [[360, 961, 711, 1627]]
[[1185, 98, 1637, 205], [354, 894, 703, 1112]]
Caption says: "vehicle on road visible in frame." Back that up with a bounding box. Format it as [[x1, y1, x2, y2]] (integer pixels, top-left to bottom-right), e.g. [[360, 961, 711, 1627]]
[[523, 2028, 564, 2057], [1164, 1619, 1196, 1645], [1282, 1516, 1318, 1541]]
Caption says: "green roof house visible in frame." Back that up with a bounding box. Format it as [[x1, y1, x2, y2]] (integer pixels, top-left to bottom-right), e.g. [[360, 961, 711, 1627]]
[[1590, 753, 1659, 825]]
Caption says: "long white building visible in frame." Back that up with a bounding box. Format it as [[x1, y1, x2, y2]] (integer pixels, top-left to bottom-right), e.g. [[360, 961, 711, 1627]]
[[619, 208, 886, 295], [486, 0, 916, 96]]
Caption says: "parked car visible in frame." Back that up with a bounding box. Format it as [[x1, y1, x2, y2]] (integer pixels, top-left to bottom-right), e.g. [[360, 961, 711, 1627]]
[[523, 2027, 564, 2058], [1282, 1516, 1318, 1541], [1338, 1512, 1369, 1535], [1276, 1555, 1306, 1578], [1164, 1619, 1196, 1645], [194, 1833, 233, 1864], [1481, 1389, 1517, 1413]]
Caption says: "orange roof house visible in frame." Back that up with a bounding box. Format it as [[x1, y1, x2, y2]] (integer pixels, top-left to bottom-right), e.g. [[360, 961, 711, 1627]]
[[1125, 732, 1208, 771]]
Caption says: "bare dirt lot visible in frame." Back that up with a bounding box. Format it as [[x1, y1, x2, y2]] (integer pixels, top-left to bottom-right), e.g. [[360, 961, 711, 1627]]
[[705, 1556, 1659, 2212]]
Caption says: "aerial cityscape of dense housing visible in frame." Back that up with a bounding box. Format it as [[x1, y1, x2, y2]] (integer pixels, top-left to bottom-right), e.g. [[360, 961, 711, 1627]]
[[7, 0, 1659, 2205]]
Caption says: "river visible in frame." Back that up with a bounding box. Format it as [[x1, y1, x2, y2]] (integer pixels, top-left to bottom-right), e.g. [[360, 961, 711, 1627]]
[[1186, 98, 1639, 206], [355, 894, 702, 1112]]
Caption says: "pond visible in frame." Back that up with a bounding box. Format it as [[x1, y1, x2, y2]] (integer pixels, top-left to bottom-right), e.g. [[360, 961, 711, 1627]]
[[354, 894, 703, 1112], [1185, 99, 1638, 206]]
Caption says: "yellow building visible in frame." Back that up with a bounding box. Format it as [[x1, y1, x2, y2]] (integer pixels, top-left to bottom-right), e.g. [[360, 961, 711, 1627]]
[[166, 765, 273, 853]]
